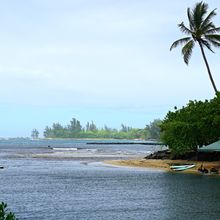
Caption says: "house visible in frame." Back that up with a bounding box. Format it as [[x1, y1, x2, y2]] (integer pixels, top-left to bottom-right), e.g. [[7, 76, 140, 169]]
[[198, 140, 220, 161]]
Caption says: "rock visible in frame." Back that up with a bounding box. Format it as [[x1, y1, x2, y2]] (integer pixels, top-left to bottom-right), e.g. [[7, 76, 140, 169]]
[[144, 150, 171, 160], [210, 167, 219, 174], [145, 150, 198, 160]]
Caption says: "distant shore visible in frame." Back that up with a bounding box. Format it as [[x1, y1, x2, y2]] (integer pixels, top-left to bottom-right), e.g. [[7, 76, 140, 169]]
[[104, 159, 220, 175]]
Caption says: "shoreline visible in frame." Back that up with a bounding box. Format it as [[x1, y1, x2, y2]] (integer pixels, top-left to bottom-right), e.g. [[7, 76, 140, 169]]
[[104, 159, 220, 175]]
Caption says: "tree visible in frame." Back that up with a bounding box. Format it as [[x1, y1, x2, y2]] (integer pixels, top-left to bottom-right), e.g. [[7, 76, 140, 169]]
[[86, 121, 97, 131], [170, 2, 220, 94], [69, 118, 82, 132], [161, 97, 220, 156], [51, 123, 65, 137], [44, 126, 52, 138], [120, 124, 132, 132], [42, 117, 148, 139], [146, 119, 162, 140], [103, 125, 112, 132], [31, 129, 39, 139]]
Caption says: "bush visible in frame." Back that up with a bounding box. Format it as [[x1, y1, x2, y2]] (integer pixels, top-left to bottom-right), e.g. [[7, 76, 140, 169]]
[[161, 97, 220, 156], [0, 202, 18, 220]]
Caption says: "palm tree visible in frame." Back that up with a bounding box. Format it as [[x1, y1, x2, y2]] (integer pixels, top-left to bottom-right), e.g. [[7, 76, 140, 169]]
[[170, 2, 220, 94]]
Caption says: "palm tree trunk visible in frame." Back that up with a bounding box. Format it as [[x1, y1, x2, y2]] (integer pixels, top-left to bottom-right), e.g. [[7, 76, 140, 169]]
[[198, 41, 218, 94]]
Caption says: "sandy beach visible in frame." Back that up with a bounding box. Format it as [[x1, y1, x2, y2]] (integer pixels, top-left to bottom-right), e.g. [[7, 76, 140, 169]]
[[104, 159, 220, 175]]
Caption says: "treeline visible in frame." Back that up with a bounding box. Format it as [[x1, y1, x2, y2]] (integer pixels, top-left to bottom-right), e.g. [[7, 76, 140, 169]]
[[43, 118, 162, 140], [161, 96, 220, 156]]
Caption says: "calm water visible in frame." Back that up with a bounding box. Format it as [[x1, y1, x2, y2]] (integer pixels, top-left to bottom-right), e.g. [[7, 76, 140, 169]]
[[0, 139, 220, 220]]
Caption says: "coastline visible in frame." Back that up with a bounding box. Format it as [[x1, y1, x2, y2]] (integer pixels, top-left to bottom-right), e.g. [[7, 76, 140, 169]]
[[104, 159, 220, 175]]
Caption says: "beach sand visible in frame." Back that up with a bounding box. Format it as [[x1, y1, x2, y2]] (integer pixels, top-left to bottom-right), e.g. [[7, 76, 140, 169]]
[[104, 159, 220, 175]]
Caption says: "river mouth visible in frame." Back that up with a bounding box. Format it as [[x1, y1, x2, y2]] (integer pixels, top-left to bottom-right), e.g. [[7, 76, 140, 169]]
[[1, 139, 219, 220]]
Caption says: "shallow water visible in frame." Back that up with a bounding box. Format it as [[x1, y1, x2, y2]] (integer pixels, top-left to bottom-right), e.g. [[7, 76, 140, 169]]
[[0, 139, 220, 220], [0, 138, 158, 157]]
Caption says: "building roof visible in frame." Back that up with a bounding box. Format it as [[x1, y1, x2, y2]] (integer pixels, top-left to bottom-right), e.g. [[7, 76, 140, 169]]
[[198, 140, 220, 152]]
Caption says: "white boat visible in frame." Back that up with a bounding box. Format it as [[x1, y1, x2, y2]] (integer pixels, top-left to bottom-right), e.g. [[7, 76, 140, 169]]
[[170, 164, 195, 171]]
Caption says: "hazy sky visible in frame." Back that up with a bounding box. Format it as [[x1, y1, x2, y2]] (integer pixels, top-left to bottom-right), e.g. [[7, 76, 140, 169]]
[[0, 0, 220, 137]]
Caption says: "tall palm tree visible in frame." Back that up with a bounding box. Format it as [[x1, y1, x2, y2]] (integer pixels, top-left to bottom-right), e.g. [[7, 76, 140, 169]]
[[170, 2, 220, 94]]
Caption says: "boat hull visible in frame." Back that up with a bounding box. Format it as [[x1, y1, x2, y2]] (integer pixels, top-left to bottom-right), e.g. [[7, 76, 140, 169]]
[[170, 164, 195, 171]]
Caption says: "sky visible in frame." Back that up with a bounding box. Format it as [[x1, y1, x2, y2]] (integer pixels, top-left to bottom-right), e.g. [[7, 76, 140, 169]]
[[0, 0, 220, 137]]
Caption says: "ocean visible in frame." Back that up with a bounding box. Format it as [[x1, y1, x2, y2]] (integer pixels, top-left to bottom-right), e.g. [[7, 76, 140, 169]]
[[0, 139, 220, 220]]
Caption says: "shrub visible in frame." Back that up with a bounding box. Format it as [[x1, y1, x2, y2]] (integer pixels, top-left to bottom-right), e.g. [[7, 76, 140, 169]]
[[0, 202, 18, 220]]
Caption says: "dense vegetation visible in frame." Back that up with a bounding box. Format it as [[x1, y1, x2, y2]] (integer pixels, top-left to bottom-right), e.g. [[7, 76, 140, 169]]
[[42, 118, 161, 140], [161, 96, 220, 156], [0, 202, 17, 220]]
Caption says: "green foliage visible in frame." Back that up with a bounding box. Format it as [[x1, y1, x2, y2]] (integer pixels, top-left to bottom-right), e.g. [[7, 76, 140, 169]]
[[85, 121, 97, 132], [161, 97, 220, 156], [31, 128, 39, 139], [43, 117, 160, 140], [170, 2, 220, 63], [0, 202, 18, 220], [120, 124, 132, 132], [69, 118, 82, 132], [145, 119, 162, 140], [170, 2, 220, 94]]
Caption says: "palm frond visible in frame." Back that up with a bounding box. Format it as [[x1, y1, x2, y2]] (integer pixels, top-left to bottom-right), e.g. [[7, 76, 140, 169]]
[[200, 39, 214, 52], [170, 37, 191, 51], [208, 39, 220, 48], [205, 34, 220, 48], [178, 22, 192, 35], [201, 22, 216, 34], [206, 27, 220, 34], [193, 2, 208, 30], [182, 40, 195, 64], [201, 9, 217, 32], [205, 34, 220, 41], [171, 1, 220, 67], [187, 8, 194, 30]]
